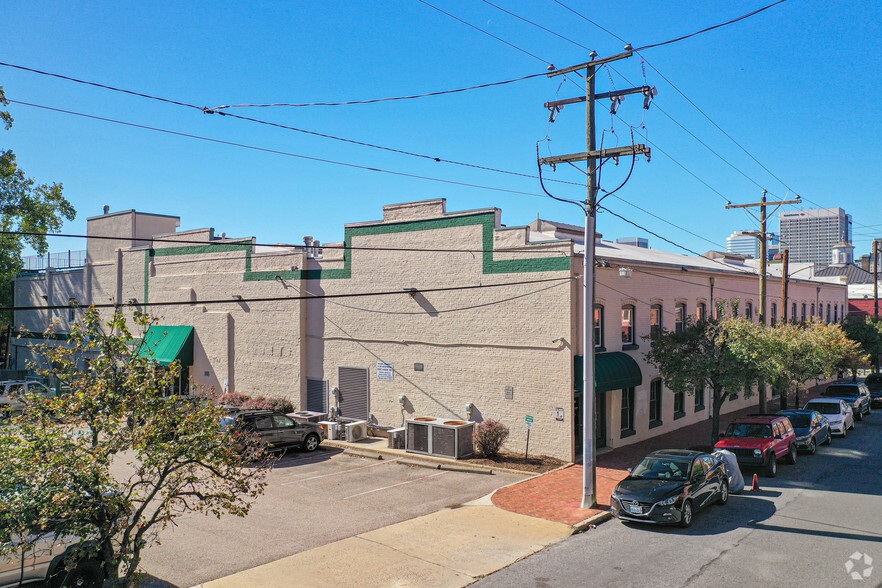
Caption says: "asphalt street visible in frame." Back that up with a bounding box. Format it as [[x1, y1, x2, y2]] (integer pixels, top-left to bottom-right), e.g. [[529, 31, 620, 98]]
[[135, 447, 527, 587], [477, 412, 882, 588]]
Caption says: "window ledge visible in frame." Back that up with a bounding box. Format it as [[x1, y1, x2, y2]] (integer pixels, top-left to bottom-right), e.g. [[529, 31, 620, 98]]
[[674, 411, 686, 420], [695, 404, 706, 412], [595, 346, 607, 353], [649, 419, 663, 429], [622, 343, 640, 351], [620, 428, 636, 439]]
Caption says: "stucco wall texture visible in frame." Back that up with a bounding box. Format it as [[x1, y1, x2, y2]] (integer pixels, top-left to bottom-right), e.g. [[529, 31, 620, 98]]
[[12, 199, 848, 462]]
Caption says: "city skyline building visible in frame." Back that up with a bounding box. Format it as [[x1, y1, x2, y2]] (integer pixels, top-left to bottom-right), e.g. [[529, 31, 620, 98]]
[[779, 208, 852, 264], [726, 231, 780, 260]]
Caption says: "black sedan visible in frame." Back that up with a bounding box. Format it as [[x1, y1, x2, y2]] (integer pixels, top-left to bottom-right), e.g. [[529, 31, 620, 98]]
[[865, 373, 882, 408], [610, 449, 728, 528]]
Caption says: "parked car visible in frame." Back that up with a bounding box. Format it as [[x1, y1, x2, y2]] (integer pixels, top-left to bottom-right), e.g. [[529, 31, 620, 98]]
[[610, 449, 728, 528], [222, 409, 325, 453], [0, 381, 51, 413], [864, 373, 882, 408], [714, 414, 797, 477], [777, 409, 831, 454], [819, 381, 871, 420], [803, 398, 854, 437], [0, 531, 103, 588]]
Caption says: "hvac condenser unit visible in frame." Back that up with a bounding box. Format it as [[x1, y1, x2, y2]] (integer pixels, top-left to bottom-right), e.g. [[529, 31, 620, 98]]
[[406, 417, 474, 459], [318, 421, 340, 441], [289, 411, 328, 423], [387, 427, 406, 449], [344, 420, 368, 442]]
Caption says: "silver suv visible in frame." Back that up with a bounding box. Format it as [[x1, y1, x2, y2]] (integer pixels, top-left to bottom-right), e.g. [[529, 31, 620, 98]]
[[0, 381, 51, 413], [0, 533, 104, 587]]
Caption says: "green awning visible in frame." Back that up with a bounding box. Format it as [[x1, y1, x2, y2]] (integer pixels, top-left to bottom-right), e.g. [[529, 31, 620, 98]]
[[574, 352, 643, 393], [139, 326, 194, 367]]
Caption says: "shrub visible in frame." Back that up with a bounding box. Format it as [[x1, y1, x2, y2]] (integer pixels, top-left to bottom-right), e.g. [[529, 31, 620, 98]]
[[473, 419, 509, 458], [217, 391, 250, 407], [240, 395, 294, 413]]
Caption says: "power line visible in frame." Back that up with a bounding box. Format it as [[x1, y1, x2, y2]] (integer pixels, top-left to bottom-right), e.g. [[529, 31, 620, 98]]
[[478, 0, 593, 52], [415, 0, 553, 67], [0, 60, 544, 112], [2, 275, 574, 313], [634, 1, 790, 51], [9, 100, 554, 201], [209, 73, 546, 110]]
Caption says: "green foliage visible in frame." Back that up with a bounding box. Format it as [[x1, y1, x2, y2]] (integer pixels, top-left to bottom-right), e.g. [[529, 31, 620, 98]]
[[727, 318, 869, 407], [473, 419, 510, 458], [0, 308, 272, 586], [645, 315, 756, 443], [841, 314, 882, 371], [0, 85, 76, 323]]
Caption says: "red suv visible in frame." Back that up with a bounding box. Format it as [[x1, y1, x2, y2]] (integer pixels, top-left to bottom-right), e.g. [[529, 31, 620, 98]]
[[714, 415, 797, 477]]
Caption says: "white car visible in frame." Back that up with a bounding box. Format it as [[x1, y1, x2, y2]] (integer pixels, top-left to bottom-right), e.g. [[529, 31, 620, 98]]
[[0, 381, 51, 413], [804, 398, 854, 437]]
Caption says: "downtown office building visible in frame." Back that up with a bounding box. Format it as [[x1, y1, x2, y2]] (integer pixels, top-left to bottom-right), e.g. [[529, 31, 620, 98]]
[[779, 207, 852, 264]]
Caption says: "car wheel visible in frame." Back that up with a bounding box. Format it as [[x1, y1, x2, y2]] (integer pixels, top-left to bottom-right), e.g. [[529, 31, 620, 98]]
[[786, 444, 797, 465], [302, 433, 321, 452], [680, 499, 694, 528], [807, 438, 817, 455], [850, 420, 855, 430], [841, 426, 847, 438], [765, 453, 777, 477], [717, 480, 729, 505], [51, 559, 104, 588], [823, 432, 832, 445]]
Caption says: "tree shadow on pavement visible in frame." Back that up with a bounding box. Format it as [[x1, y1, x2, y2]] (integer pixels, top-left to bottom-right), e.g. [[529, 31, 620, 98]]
[[268, 446, 342, 470]]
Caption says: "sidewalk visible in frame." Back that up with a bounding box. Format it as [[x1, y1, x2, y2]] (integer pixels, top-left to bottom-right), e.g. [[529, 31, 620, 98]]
[[197, 388, 822, 587]]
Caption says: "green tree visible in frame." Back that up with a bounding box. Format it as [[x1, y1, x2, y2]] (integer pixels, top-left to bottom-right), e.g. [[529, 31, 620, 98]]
[[0, 86, 76, 322], [645, 312, 756, 444], [841, 314, 882, 374], [0, 308, 272, 586]]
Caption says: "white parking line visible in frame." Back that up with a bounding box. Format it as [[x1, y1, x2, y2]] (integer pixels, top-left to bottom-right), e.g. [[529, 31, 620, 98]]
[[343, 470, 449, 500], [280, 457, 403, 485]]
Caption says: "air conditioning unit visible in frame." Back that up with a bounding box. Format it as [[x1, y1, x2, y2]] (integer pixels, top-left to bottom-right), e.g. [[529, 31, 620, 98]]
[[345, 420, 368, 442], [387, 427, 406, 449], [318, 421, 340, 441], [289, 411, 328, 423], [405, 417, 474, 459]]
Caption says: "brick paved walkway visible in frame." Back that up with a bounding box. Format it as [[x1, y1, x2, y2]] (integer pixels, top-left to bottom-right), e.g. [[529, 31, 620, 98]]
[[493, 384, 826, 526]]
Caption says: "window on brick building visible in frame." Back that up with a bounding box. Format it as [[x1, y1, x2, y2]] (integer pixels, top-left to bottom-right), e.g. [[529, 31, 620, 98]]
[[675, 303, 686, 333], [621, 387, 635, 435], [593, 304, 604, 349], [622, 305, 635, 345], [650, 304, 663, 339], [649, 379, 663, 427]]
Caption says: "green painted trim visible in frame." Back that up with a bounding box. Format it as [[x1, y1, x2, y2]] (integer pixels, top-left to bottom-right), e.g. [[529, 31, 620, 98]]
[[140, 212, 569, 300]]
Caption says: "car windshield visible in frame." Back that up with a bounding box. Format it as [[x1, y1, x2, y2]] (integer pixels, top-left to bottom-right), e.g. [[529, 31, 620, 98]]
[[822, 386, 859, 398], [725, 423, 772, 438], [808, 402, 841, 415], [784, 413, 810, 427], [631, 457, 689, 481]]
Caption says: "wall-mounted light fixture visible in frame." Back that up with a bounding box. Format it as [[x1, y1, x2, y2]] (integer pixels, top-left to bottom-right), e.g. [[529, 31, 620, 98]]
[[618, 267, 632, 278], [398, 394, 407, 407], [465, 402, 475, 420], [232, 294, 243, 300]]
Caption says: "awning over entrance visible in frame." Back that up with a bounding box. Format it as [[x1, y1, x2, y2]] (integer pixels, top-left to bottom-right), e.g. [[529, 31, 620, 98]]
[[140, 326, 194, 367], [574, 352, 643, 393]]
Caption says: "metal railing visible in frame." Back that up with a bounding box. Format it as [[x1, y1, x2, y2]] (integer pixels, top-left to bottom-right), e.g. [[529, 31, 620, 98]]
[[22, 250, 87, 271]]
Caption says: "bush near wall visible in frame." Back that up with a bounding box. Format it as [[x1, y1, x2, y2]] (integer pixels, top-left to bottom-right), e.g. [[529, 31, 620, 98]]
[[473, 419, 510, 458], [217, 392, 294, 413]]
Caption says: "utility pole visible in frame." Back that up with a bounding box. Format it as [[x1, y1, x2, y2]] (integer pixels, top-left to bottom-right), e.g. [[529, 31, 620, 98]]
[[726, 192, 799, 413], [540, 49, 651, 509], [874, 239, 879, 319], [781, 248, 789, 322]]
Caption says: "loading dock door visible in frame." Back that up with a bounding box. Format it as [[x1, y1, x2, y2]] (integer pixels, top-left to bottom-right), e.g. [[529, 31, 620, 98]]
[[338, 367, 369, 420]]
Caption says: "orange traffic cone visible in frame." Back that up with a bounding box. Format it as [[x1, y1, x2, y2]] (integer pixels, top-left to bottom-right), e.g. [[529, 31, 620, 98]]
[[751, 473, 760, 491]]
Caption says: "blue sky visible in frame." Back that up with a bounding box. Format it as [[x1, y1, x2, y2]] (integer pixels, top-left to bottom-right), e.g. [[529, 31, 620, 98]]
[[2, 1, 881, 259]]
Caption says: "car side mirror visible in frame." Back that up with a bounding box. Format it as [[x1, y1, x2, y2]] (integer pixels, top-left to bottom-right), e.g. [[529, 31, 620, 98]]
[[626, 467, 632, 474]]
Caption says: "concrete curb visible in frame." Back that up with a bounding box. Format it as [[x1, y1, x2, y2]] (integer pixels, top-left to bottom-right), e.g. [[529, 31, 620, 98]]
[[328, 439, 538, 476], [571, 510, 613, 532]]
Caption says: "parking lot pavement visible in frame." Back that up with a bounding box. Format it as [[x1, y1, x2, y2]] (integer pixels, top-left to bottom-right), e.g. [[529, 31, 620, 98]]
[[136, 447, 528, 587]]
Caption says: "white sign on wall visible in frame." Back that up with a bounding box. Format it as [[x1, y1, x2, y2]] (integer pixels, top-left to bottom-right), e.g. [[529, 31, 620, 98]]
[[377, 361, 394, 381]]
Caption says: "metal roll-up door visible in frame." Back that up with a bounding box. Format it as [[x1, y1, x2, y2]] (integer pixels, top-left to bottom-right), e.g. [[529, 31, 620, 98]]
[[306, 378, 328, 412], [338, 367, 369, 420]]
